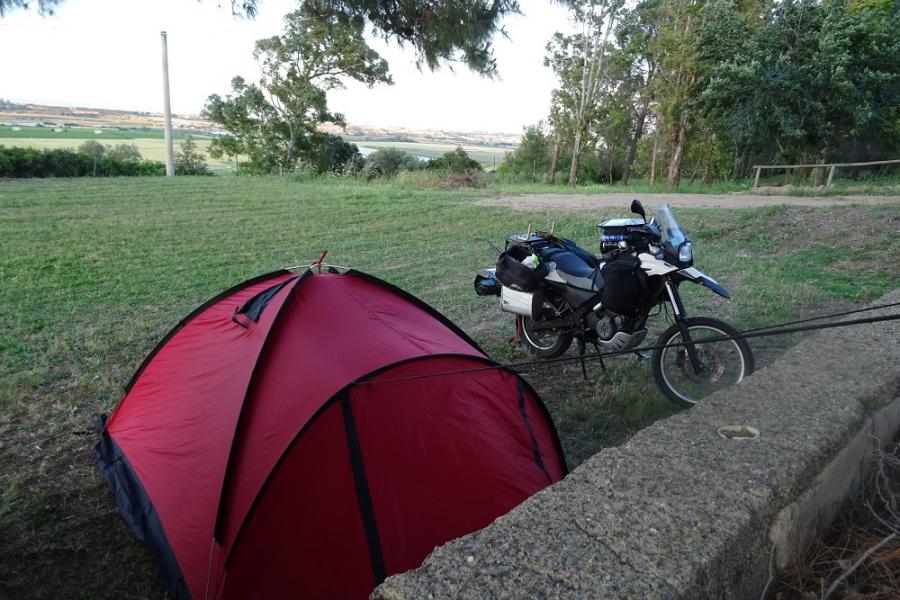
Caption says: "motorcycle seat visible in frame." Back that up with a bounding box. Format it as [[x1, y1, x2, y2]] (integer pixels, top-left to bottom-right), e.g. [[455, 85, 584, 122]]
[[546, 251, 604, 292]]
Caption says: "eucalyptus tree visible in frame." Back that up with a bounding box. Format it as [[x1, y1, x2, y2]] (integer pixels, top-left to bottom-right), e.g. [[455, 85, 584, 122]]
[[613, 0, 659, 184], [204, 8, 391, 174], [556, 0, 625, 185]]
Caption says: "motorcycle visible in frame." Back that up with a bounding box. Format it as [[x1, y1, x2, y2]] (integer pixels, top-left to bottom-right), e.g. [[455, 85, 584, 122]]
[[473, 200, 754, 407]]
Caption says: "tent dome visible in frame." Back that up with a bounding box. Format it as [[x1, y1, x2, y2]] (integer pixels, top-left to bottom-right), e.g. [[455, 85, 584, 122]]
[[95, 268, 566, 599]]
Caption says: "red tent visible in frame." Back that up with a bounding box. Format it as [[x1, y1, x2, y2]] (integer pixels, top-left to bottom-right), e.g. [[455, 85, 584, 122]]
[[95, 267, 566, 599]]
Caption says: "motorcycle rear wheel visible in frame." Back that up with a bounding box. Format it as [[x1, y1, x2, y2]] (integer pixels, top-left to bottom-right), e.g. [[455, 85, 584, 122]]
[[521, 308, 574, 359], [652, 317, 754, 408]]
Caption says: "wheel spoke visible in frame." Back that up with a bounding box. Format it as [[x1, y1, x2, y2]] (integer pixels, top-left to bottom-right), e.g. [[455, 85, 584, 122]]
[[658, 325, 746, 405]]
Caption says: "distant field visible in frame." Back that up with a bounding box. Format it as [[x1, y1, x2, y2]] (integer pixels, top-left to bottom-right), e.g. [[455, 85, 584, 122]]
[[0, 125, 200, 140], [0, 126, 512, 170], [346, 137, 511, 167]]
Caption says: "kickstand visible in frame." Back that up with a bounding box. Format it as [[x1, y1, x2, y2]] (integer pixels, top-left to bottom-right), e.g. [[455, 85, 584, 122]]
[[591, 342, 607, 372], [576, 339, 588, 380]]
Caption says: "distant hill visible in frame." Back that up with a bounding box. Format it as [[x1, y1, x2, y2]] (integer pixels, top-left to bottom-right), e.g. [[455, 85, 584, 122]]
[[0, 102, 519, 148]]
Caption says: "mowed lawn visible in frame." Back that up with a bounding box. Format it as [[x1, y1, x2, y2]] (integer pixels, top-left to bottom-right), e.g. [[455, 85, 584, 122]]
[[1, 177, 898, 598]]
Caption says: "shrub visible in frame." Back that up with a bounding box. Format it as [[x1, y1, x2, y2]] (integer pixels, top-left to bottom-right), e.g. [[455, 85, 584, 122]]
[[107, 144, 143, 162], [302, 134, 360, 174], [425, 146, 482, 173], [0, 145, 165, 178], [175, 135, 210, 175], [361, 148, 421, 178]]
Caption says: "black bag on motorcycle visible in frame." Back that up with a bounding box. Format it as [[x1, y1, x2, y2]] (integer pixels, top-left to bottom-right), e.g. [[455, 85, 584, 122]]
[[495, 246, 549, 292], [599, 255, 649, 314]]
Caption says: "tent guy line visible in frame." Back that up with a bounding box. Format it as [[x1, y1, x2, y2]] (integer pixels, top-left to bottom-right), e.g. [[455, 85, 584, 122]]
[[351, 304, 900, 387]]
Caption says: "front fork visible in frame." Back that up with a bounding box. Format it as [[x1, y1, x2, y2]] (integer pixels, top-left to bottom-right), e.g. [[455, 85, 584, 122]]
[[665, 277, 703, 374]]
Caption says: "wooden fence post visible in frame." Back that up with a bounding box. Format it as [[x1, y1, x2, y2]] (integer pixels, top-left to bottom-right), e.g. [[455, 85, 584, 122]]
[[754, 166, 762, 188], [826, 164, 837, 187]]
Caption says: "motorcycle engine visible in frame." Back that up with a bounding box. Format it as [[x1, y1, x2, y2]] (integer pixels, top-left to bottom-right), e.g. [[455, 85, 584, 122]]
[[594, 314, 620, 341]]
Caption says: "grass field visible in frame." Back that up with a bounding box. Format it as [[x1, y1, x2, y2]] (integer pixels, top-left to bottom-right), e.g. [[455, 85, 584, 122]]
[[0, 125, 200, 140], [1, 176, 898, 598]]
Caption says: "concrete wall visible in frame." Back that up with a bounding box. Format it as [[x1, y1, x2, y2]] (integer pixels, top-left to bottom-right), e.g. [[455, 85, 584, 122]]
[[373, 290, 900, 600]]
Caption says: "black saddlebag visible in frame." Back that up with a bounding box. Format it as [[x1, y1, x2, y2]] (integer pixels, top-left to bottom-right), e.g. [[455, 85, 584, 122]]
[[599, 255, 649, 314], [495, 246, 549, 292]]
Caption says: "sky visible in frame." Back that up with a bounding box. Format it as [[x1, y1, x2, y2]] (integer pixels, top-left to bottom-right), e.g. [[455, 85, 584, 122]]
[[0, 0, 574, 133]]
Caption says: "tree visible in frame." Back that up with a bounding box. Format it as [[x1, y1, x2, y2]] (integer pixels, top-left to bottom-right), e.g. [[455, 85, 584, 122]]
[[175, 135, 209, 175], [426, 146, 482, 173], [613, 1, 658, 184], [697, 0, 900, 172], [361, 148, 420, 178], [77, 140, 105, 176], [106, 143, 142, 162], [303, 133, 360, 173], [3, 0, 516, 75], [499, 124, 551, 179], [204, 8, 391, 175], [563, 0, 624, 185]]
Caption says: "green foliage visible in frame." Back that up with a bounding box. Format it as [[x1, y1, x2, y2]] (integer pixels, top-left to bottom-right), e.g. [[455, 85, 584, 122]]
[[3, 0, 517, 75], [303, 133, 361, 174], [301, 0, 518, 74], [538, 0, 900, 186], [498, 124, 552, 178], [77, 139, 105, 160], [361, 148, 421, 178], [204, 8, 391, 175], [425, 146, 482, 173], [0, 145, 164, 177], [697, 0, 900, 165], [106, 143, 143, 162], [175, 135, 209, 175], [78, 139, 106, 176]]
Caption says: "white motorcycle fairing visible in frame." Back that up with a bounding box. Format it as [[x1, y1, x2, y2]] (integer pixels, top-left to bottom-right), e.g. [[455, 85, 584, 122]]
[[678, 267, 731, 300]]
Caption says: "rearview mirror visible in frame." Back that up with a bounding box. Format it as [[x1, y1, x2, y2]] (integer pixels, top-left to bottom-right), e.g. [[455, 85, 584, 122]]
[[630, 199, 646, 222]]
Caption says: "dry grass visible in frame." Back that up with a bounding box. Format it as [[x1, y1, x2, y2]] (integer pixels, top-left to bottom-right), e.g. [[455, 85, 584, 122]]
[[776, 440, 900, 599]]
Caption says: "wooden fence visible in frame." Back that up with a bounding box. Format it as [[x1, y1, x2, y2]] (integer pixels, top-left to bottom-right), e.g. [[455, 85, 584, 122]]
[[752, 158, 900, 187]]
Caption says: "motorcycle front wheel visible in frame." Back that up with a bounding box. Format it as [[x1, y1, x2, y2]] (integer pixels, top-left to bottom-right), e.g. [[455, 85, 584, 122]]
[[521, 303, 574, 359], [652, 317, 754, 408]]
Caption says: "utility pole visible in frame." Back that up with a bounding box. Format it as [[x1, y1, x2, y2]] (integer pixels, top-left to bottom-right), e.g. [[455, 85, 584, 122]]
[[160, 31, 175, 176]]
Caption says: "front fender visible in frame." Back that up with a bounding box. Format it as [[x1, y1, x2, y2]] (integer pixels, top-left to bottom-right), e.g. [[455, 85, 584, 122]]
[[677, 267, 731, 300]]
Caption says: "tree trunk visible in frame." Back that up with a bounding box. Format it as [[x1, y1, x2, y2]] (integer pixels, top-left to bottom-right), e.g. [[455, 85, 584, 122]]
[[650, 130, 659, 185], [666, 119, 687, 189], [568, 127, 583, 186], [622, 109, 647, 185], [813, 149, 827, 187], [548, 134, 562, 184], [607, 148, 613, 184]]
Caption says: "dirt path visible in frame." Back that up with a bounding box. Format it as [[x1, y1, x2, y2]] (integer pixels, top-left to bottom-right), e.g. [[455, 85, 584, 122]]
[[476, 192, 900, 211]]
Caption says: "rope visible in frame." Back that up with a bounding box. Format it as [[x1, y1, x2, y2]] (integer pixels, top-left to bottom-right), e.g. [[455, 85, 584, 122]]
[[353, 305, 900, 387]]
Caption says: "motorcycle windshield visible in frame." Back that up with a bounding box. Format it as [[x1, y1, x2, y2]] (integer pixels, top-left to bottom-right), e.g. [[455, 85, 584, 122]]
[[655, 204, 687, 252]]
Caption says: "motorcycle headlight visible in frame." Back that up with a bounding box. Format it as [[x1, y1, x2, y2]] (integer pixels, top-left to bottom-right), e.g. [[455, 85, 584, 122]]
[[678, 242, 693, 264]]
